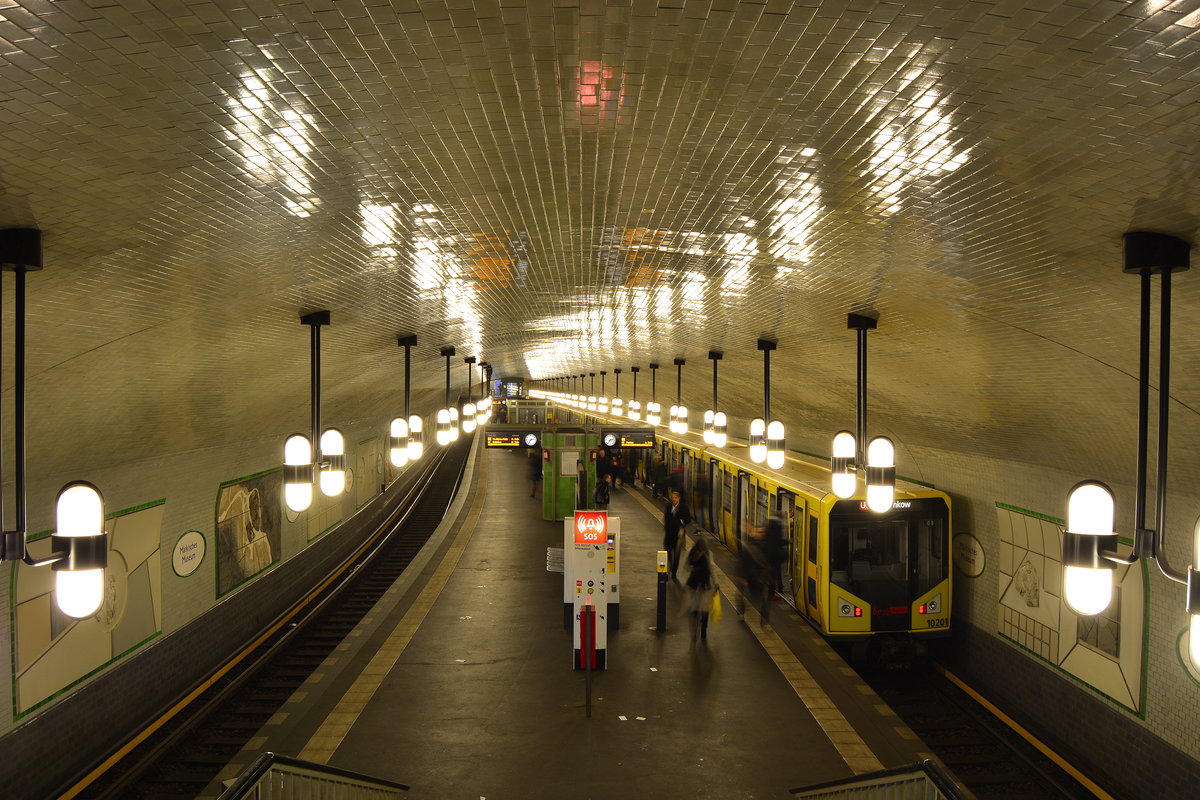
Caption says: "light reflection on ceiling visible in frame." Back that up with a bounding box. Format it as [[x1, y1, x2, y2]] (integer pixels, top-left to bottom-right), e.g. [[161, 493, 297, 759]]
[[224, 69, 320, 218]]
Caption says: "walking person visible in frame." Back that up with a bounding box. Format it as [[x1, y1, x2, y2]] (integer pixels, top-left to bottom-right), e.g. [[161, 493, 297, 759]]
[[651, 455, 668, 499], [662, 489, 692, 579], [593, 472, 612, 510], [685, 538, 716, 644], [527, 447, 542, 498]]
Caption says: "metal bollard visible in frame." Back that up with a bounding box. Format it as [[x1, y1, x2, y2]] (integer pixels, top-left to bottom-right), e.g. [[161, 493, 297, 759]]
[[656, 549, 668, 632]]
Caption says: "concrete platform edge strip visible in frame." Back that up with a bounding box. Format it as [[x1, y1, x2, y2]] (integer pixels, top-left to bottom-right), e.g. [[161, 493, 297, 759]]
[[297, 443, 490, 765]]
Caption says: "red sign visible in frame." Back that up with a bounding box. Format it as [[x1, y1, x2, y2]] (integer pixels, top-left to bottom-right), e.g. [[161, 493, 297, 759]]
[[574, 511, 608, 544]]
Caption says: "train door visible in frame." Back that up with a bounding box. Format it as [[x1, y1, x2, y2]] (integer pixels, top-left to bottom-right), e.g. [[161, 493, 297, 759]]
[[719, 466, 735, 548], [736, 471, 752, 552], [708, 458, 720, 535], [776, 489, 797, 606], [804, 511, 820, 620]]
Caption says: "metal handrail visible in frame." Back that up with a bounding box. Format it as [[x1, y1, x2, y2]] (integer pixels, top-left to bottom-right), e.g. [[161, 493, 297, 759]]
[[789, 759, 974, 799], [217, 752, 409, 798]]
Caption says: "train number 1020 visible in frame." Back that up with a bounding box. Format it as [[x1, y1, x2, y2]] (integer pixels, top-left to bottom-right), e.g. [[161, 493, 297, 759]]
[[926, 618, 948, 629]]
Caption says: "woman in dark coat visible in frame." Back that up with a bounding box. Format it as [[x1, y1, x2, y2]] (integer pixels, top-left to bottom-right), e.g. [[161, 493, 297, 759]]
[[685, 538, 715, 642]]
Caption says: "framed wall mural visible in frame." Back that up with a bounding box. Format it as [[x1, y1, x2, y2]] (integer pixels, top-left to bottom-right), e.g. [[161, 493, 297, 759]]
[[216, 469, 282, 596], [996, 502, 1146, 713], [13, 500, 164, 716]]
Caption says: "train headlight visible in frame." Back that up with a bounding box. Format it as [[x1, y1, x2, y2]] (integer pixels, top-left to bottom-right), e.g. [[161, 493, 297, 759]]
[[919, 594, 942, 614], [836, 597, 862, 618]]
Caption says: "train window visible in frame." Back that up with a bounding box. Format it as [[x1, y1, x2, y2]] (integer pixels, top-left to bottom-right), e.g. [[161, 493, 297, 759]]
[[756, 486, 769, 529], [722, 471, 733, 513], [829, 498, 949, 611], [807, 515, 818, 562]]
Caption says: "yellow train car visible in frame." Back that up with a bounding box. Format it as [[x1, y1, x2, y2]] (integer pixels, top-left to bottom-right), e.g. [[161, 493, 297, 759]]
[[553, 398, 952, 660]]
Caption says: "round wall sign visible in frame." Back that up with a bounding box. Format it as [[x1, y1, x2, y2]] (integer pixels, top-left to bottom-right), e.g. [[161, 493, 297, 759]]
[[173, 530, 206, 577], [953, 532, 985, 578]]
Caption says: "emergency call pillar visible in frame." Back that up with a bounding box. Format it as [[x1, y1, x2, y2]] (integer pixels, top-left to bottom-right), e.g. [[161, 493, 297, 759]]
[[563, 511, 620, 668]]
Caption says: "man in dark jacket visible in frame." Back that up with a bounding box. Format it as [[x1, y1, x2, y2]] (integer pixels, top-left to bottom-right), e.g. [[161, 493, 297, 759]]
[[663, 489, 692, 578]]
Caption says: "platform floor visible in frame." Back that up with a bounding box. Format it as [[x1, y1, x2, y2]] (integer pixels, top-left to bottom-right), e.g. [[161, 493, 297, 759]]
[[202, 440, 933, 799]]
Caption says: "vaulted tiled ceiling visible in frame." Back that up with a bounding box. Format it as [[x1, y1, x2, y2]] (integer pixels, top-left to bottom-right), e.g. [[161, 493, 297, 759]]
[[1, 0, 1198, 494]]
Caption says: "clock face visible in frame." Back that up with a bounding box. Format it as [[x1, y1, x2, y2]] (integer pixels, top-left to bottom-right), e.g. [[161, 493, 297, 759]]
[[524, 433, 538, 447], [603, 433, 617, 447]]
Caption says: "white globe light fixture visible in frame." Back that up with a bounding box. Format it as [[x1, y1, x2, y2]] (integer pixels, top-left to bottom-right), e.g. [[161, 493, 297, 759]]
[[865, 436, 895, 513], [831, 430, 856, 498], [1061, 481, 1117, 616], [749, 417, 767, 464], [389, 417, 410, 468], [284, 433, 315, 512], [319, 428, 347, 497], [53, 482, 107, 619], [766, 419, 786, 470]]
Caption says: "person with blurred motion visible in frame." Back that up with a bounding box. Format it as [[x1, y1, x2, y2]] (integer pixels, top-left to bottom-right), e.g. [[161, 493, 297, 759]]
[[594, 472, 612, 510], [685, 538, 716, 644], [527, 447, 542, 498], [663, 489, 692, 579]]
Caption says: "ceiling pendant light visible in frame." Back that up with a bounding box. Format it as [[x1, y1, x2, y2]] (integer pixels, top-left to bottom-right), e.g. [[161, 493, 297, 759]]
[[1058, 232, 1200, 671], [0, 229, 110, 619]]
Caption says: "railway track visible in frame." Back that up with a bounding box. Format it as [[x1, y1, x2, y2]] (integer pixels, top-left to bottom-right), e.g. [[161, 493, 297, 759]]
[[75, 438, 472, 799], [861, 663, 1095, 800]]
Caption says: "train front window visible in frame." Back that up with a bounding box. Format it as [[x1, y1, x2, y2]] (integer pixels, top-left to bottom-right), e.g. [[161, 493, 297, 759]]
[[829, 498, 949, 611]]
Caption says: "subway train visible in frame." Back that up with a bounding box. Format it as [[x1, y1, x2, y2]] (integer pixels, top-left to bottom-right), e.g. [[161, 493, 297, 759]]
[[562, 401, 953, 662]]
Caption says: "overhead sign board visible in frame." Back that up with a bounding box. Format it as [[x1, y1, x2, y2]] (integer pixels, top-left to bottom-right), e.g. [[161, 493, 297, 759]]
[[485, 430, 540, 448], [603, 429, 654, 448]]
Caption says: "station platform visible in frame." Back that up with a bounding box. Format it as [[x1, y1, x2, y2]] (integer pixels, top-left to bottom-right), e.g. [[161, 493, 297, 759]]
[[199, 440, 934, 798]]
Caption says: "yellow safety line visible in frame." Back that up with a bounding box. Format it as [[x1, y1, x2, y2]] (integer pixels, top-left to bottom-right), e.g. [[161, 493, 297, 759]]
[[934, 664, 1115, 800], [298, 460, 488, 763], [627, 489, 883, 774]]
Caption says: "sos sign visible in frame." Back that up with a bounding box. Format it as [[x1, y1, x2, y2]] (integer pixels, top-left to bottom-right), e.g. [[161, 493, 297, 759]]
[[574, 511, 608, 545]]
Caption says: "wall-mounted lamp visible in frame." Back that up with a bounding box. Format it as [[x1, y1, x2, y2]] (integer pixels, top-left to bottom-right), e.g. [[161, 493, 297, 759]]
[[669, 358, 689, 434], [750, 339, 785, 469], [1061, 233, 1200, 669], [0, 229, 108, 619], [829, 314, 894, 512], [646, 363, 661, 425], [283, 310, 346, 512], [628, 366, 642, 421], [704, 351, 727, 447]]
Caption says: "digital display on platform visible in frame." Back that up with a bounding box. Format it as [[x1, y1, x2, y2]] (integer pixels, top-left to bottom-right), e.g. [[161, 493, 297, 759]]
[[486, 433, 522, 448], [485, 430, 540, 448], [617, 431, 655, 448]]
